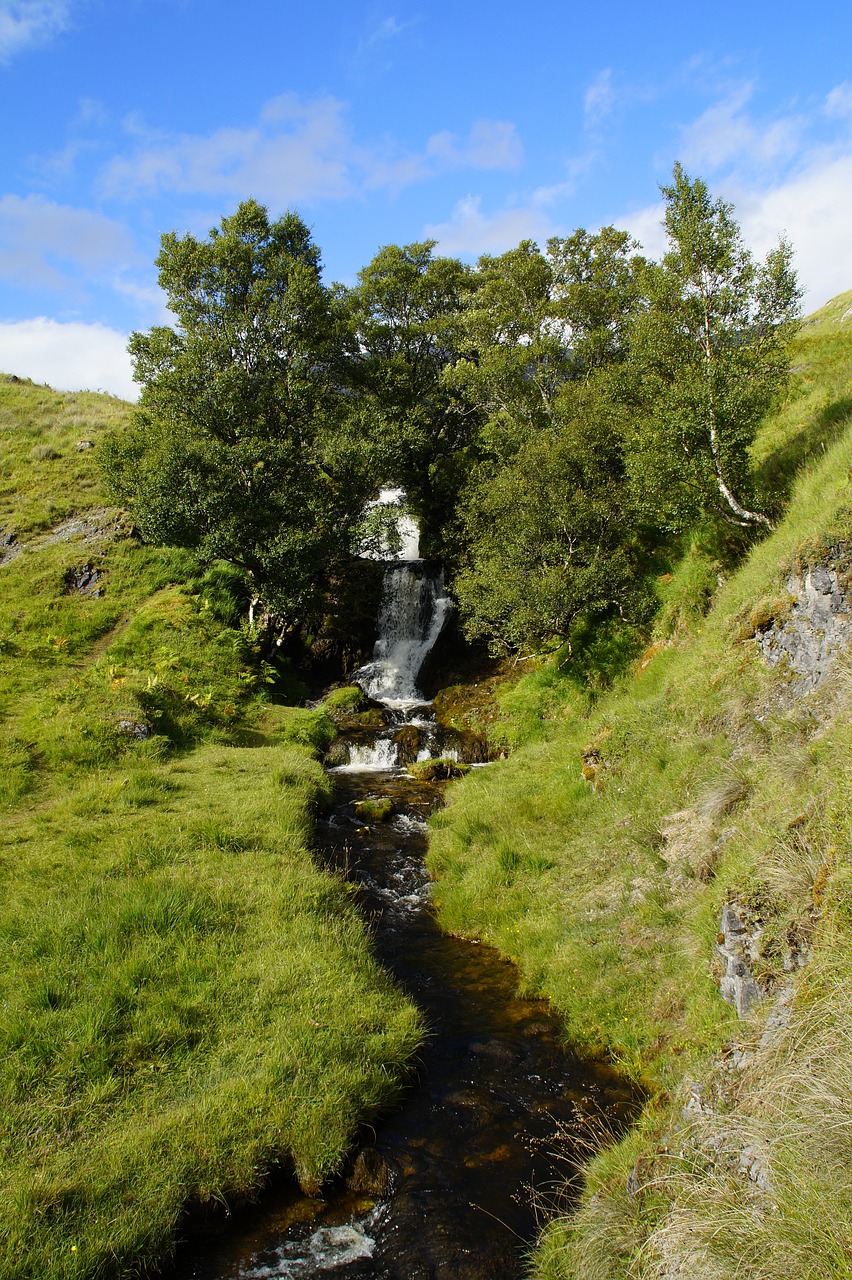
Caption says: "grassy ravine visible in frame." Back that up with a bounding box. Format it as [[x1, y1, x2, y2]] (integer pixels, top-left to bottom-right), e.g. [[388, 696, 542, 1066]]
[[429, 292, 852, 1279], [0, 377, 422, 1279]]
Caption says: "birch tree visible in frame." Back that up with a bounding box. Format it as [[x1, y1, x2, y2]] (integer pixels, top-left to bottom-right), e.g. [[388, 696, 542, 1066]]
[[627, 164, 801, 533]]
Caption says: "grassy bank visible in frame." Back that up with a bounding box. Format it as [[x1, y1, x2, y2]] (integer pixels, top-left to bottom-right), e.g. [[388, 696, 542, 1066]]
[[0, 377, 422, 1278], [428, 294, 852, 1277]]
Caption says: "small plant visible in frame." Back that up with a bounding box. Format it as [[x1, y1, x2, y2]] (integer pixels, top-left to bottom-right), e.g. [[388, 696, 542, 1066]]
[[30, 443, 60, 461]]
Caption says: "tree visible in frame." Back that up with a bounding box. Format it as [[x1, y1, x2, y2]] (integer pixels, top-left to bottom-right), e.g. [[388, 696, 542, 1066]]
[[337, 242, 478, 536], [448, 229, 642, 463], [626, 164, 801, 533], [103, 200, 370, 632], [453, 404, 639, 653], [447, 229, 644, 651]]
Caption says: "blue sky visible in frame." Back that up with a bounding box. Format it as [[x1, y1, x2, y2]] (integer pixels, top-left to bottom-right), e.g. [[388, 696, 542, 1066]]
[[2, 0, 852, 398]]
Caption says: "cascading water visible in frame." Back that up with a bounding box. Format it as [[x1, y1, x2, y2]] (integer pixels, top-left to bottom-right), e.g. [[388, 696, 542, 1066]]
[[340, 490, 454, 770], [355, 564, 453, 708]]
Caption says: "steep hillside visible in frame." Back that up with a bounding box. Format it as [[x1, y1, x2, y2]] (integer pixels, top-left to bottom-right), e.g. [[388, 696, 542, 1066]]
[[0, 377, 421, 1279], [428, 293, 852, 1278]]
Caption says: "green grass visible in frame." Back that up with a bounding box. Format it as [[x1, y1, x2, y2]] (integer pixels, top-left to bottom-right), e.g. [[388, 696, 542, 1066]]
[[428, 295, 852, 1278], [0, 378, 422, 1278]]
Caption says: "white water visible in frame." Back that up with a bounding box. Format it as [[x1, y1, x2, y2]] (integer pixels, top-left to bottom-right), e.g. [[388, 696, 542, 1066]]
[[337, 736, 399, 772], [340, 490, 454, 771], [240, 1208, 384, 1277], [355, 564, 453, 709]]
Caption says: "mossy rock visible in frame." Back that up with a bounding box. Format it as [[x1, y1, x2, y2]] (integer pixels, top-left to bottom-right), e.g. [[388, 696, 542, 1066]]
[[336, 707, 386, 732], [394, 724, 422, 764], [407, 758, 470, 781], [354, 797, 393, 822], [323, 685, 366, 719], [323, 740, 350, 768]]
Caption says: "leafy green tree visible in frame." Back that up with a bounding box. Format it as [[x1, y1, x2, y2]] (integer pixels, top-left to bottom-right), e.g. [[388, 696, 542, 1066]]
[[626, 164, 801, 533], [448, 229, 642, 462], [338, 242, 478, 533], [448, 229, 644, 651], [454, 404, 639, 653], [103, 200, 370, 631]]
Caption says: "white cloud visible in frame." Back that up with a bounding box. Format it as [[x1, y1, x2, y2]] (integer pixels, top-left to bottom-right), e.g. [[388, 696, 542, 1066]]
[[102, 96, 355, 205], [735, 153, 852, 310], [424, 194, 557, 258], [0, 0, 69, 62], [426, 120, 523, 171], [362, 15, 406, 48], [0, 317, 137, 399], [616, 151, 852, 312], [615, 200, 667, 262], [584, 69, 615, 128], [679, 82, 803, 172], [0, 194, 134, 290], [825, 82, 852, 119], [100, 96, 526, 205]]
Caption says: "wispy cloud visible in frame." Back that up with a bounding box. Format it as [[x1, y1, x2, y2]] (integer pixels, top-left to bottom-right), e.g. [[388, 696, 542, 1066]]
[[678, 82, 804, 171], [825, 81, 852, 119], [617, 80, 852, 310], [0, 317, 136, 399], [351, 12, 415, 74], [100, 96, 526, 205], [423, 194, 558, 258], [102, 96, 355, 205], [0, 0, 70, 63], [426, 120, 523, 171], [0, 194, 134, 290], [584, 68, 616, 128], [362, 14, 407, 48]]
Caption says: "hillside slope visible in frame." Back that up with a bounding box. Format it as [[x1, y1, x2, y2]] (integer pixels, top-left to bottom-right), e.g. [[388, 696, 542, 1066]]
[[428, 292, 852, 1279], [0, 377, 421, 1279]]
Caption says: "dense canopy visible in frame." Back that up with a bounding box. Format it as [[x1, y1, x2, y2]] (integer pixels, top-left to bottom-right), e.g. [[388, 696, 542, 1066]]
[[104, 169, 800, 659]]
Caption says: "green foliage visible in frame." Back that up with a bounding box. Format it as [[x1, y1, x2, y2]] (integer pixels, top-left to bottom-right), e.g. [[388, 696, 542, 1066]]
[[625, 164, 801, 535], [429, 299, 852, 1279], [102, 200, 372, 626], [449, 229, 642, 461], [0, 745, 421, 1280], [454, 412, 642, 652], [654, 539, 722, 638], [337, 241, 478, 549], [490, 662, 586, 751]]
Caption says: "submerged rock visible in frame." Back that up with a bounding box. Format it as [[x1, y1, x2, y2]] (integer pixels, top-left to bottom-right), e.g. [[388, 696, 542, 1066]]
[[346, 1147, 398, 1198]]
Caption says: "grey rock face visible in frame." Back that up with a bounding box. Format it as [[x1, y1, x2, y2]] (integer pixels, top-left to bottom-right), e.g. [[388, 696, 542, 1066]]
[[758, 562, 852, 691], [717, 901, 763, 1018], [118, 720, 152, 740], [63, 562, 101, 596]]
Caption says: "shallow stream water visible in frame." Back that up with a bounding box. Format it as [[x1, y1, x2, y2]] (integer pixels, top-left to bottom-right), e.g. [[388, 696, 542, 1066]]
[[173, 767, 637, 1280]]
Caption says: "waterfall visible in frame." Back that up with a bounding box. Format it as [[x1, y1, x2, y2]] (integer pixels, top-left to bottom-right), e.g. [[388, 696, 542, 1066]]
[[355, 563, 453, 708], [335, 490, 453, 771]]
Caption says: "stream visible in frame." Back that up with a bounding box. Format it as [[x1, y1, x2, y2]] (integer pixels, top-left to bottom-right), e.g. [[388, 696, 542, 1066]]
[[171, 493, 638, 1279]]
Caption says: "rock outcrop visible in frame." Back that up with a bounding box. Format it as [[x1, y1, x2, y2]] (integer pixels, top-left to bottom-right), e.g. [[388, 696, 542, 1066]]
[[758, 558, 851, 691]]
